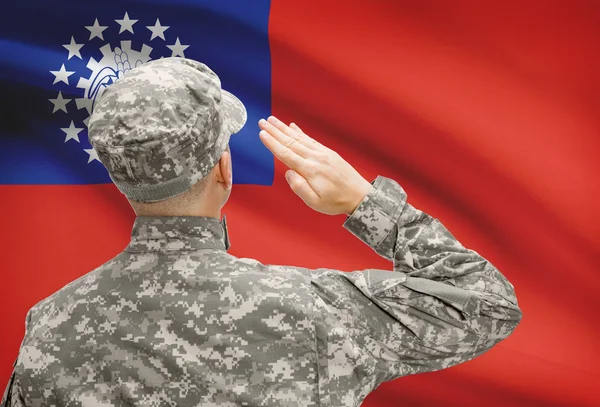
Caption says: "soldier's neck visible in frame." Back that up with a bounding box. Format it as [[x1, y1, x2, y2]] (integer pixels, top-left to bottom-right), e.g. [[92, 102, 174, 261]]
[[133, 205, 221, 220]]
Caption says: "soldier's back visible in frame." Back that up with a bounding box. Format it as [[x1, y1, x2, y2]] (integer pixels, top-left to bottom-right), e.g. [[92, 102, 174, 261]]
[[8, 217, 321, 407]]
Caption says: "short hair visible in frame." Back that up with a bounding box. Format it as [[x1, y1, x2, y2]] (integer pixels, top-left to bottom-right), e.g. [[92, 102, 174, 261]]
[[128, 172, 211, 216]]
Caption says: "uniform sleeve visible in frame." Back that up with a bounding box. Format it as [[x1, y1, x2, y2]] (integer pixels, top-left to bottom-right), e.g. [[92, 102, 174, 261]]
[[307, 175, 522, 405]]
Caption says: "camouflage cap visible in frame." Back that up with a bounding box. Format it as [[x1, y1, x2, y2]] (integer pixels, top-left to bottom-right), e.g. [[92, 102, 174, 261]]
[[88, 57, 247, 202]]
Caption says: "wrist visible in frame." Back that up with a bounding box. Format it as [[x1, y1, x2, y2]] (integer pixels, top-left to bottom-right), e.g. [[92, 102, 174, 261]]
[[346, 180, 372, 216]]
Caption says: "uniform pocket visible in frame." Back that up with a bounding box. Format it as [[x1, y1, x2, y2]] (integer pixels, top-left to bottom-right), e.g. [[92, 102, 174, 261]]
[[365, 269, 407, 296]]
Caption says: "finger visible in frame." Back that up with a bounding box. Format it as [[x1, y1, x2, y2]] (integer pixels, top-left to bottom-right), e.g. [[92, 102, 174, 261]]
[[289, 123, 305, 134], [264, 116, 319, 153], [258, 118, 314, 158], [290, 123, 324, 149], [259, 130, 309, 174]]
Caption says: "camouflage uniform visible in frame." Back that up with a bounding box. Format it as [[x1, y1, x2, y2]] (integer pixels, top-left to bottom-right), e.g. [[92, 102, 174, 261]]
[[2, 57, 522, 407]]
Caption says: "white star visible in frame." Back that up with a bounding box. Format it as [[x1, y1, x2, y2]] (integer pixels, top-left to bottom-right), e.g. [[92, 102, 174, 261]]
[[85, 18, 108, 40], [147, 18, 169, 41], [61, 121, 84, 143], [49, 91, 71, 113], [82, 116, 90, 128], [62, 36, 84, 60], [167, 37, 189, 57], [115, 12, 138, 34], [50, 64, 74, 85], [84, 148, 100, 163]]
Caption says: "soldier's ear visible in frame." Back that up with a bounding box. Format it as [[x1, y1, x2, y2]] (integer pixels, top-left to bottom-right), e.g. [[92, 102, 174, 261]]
[[216, 146, 232, 187]]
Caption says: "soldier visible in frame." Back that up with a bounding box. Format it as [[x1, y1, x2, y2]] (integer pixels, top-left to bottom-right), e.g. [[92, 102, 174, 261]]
[[2, 57, 522, 407]]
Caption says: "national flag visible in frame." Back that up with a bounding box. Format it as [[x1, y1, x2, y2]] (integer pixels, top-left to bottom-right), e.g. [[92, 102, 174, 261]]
[[1, 1, 598, 406]]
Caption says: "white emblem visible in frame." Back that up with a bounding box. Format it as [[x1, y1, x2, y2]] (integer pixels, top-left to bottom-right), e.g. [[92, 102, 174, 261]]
[[49, 12, 190, 164]]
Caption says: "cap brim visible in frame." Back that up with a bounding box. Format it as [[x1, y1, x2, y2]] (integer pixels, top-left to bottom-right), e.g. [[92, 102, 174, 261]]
[[221, 89, 247, 135]]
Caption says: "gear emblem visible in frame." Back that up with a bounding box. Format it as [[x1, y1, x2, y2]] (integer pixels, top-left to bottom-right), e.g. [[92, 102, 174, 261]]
[[48, 12, 190, 163], [76, 41, 153, 115]]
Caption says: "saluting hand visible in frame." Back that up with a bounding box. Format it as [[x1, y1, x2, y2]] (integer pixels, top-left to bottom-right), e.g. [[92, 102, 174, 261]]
[[258, 116, 372, 216]]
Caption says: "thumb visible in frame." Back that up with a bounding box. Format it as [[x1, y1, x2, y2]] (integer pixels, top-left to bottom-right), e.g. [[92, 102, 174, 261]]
[[285, 170, 319, 204], [285, 170, 296, 184]]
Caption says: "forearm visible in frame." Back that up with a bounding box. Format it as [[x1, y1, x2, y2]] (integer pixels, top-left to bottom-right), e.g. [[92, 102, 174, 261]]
[[342, 175, 522, 343]]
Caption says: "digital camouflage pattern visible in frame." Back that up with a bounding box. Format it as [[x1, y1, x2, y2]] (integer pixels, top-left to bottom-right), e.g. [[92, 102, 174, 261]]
[[88, 57, 247, 203], [2, 175, 522, 406]]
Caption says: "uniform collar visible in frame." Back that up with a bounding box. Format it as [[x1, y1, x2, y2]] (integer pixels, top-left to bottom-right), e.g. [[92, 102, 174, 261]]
[[125, 214, 230, 253]]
